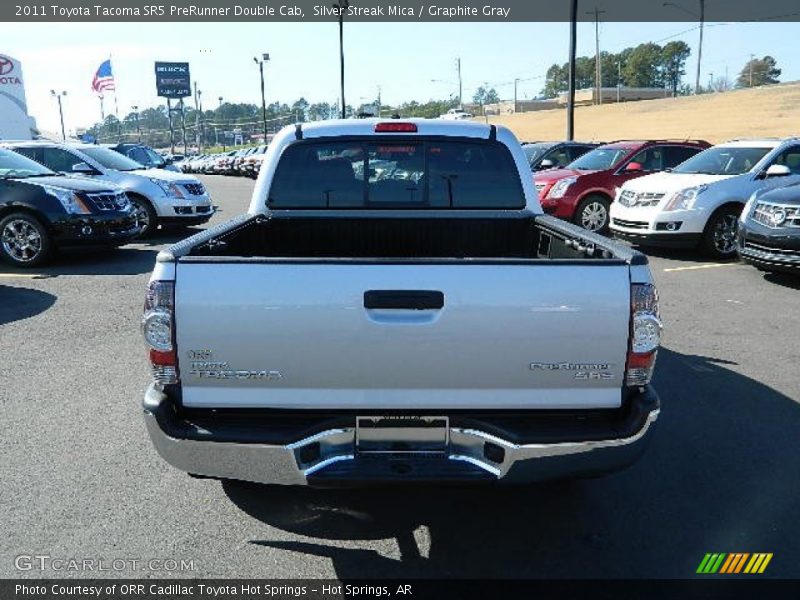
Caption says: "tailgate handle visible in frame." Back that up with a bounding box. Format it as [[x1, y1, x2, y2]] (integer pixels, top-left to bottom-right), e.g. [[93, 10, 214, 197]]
[[364, 290, 444, 310]]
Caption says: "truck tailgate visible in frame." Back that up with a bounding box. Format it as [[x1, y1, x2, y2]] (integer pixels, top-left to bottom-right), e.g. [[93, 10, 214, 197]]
[[175, 261, 631, 409]]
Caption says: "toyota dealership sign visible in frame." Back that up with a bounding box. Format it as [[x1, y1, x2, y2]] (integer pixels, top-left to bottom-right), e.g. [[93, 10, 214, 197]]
[[0, 54, 35, 139]]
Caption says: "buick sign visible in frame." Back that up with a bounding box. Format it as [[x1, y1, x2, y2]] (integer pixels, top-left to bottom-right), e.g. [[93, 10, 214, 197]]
[[154, 62, 191, 98]]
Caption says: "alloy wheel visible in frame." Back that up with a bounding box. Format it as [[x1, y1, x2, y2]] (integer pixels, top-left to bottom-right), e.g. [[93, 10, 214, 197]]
[[713, 214, 738, 255], [581, 201, 608, 232], [2, 219, 43, 263]]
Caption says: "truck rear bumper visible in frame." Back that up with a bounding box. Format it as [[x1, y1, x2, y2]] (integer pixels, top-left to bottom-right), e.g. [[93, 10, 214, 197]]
[[143, 384, 659, 486]]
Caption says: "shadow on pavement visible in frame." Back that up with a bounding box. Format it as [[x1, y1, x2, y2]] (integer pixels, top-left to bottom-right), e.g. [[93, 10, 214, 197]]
[[0, 285, 57, 325], [763, 272, 800, 290], [223, 347, 800, 579]]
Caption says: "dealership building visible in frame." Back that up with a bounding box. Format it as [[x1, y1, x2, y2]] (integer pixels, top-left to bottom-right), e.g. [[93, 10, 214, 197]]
[[0, 53, 37, 140]]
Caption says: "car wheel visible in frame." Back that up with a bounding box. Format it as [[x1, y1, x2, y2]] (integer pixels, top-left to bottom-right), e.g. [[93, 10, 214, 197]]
[[575, 195, 610, 233], [701, 205, 741, 260], [0, 212, 52, 267], [129, 195, 157, 238]]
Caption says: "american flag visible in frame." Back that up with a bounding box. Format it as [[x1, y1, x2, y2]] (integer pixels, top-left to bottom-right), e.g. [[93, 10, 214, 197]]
[[91, 59, 115, 93]]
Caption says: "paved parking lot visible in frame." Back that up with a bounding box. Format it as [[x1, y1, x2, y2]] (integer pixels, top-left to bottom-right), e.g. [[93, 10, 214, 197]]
[[2, 175, 799, 579]]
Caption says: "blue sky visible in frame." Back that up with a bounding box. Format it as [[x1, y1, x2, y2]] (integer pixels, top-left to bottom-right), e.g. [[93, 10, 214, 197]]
[[5, 20, 799, 135]]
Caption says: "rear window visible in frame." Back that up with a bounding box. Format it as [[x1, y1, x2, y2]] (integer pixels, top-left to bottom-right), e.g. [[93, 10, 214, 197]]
[[267, 139, 525, 209]]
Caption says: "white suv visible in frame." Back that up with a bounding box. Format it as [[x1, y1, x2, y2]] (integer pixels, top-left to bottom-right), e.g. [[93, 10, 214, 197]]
[[7, 141, 214, 237], [610, 139, 800, 258]]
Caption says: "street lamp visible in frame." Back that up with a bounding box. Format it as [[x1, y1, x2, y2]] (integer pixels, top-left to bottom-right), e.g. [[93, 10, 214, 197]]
[[253, 53, 270, 142], [218, 96, 225, 151], [663, 0, 705, 94], [332, 0, 349, 118], [51, 90, 67, 141], [131, 105, 141, 142]]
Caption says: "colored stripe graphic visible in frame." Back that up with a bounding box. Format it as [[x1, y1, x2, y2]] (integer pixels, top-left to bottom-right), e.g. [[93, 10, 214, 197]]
[[698, 553, 773, 574]]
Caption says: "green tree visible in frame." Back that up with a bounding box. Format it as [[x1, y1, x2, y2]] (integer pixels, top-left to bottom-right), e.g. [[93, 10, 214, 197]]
[[661, 41, 691, 96], [624, 43, 664, 88], [737, 56, 781, 87], [472, 86, 500, 106]]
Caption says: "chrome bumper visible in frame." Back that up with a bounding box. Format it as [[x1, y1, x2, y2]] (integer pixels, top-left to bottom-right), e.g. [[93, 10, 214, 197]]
[[144, 386, 659, 486]]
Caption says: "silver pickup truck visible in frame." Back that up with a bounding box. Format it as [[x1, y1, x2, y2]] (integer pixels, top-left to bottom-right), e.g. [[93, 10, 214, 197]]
[[141, 119, 662, 486]]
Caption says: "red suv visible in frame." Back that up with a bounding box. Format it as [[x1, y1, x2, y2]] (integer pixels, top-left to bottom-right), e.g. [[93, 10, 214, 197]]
[[534, 140, 710, 232]]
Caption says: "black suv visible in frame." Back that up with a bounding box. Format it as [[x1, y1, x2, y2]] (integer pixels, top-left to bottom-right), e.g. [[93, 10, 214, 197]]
[[0, 147, 140, 267], [107, 143, 180, 172], [738, 181, 800, 275], [522, 141, 602, 172]]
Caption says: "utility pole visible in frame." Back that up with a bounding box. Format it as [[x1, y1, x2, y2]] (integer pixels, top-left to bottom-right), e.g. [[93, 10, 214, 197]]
[[749, 54, 755, 87], [456, 57, 463, 108], [333, 0, 350, 119], [51, 90, 67, 141], [696, 0, 705, 94], [514, 78, 519, 113], [587, 7, 606, 105], [377, 85, 382, 117], [617, 59, 622, 103], [708, 72, 714, 92], [197, 89, 204, 151], [193, 82, 200, 150], [180, 98, 188, 156], [566, 0, 577, 140]]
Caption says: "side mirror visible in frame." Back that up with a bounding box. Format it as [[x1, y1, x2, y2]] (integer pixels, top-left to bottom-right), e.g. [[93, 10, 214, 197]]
[[538, 159, 555, 170], [765, 164, 792, 178], [72, 162, 95, 175], [624, 162, 644, 172]]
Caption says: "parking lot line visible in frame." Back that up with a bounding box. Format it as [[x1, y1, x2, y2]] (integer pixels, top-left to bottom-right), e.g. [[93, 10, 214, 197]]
[[663, 264, 739, 273]]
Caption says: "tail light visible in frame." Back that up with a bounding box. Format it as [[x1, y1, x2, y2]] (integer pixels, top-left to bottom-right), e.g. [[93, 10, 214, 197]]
[[142, 280, 179, 385], [626, 283, 662, 387], [375, 122, 417, 133]]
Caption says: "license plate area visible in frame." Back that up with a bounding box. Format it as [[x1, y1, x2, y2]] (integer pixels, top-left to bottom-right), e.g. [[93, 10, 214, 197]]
[[356, 416, 449, 454]]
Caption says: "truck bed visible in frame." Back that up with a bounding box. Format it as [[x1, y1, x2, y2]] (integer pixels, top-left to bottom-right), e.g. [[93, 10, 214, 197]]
[[162, 211, 645, 263]]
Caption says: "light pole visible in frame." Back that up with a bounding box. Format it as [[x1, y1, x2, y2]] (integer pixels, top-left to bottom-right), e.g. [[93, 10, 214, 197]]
[[197, 89, 204, 150], [51, 90, 67, 141], [218, 96, 225, 151], [456, 57, 462, 108], [332, 0, 349, 118], [566, 0, 577, 140], [98, 94, 105, 122], [514, 78, 519, 113], [253, 53, 270, 142], [663, 0, 705, 94], [131, 105, 141, 142]]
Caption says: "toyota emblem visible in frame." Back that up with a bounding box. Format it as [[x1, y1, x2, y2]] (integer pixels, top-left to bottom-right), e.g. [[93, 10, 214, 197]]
[[0, 56, 14, 76]]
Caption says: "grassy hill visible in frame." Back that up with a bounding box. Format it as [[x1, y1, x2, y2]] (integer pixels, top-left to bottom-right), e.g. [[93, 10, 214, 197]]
[[488, 82, 800, 144]]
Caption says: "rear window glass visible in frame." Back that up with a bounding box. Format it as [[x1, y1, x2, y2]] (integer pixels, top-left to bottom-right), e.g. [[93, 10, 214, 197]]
[[267, 140, 524, 209]]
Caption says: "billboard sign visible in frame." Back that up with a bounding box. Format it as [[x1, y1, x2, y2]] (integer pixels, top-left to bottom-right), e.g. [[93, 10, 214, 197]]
[[154, 62, 190, 98]]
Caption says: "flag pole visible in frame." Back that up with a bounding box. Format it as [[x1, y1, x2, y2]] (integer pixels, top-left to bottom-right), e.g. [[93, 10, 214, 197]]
[[99, 94, 105, 121], [110, 54, 121, 141]]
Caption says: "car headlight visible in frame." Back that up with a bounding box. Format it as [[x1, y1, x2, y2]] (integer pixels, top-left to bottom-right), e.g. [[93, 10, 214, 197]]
[[664, 185, 707, 211], [548, 176, 577, 199], [149, 178, 185, 199], [740, 189, 764, 224], [41, 185, 91, 214]]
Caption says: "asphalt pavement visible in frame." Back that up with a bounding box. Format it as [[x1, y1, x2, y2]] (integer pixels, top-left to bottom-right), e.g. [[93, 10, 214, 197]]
[[1, 174, 798, 579]]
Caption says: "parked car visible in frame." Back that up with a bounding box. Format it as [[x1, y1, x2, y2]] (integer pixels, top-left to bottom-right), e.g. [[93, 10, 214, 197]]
[[522, 141, 602, 172], [240, 145, 268, 178], [738, 181, 800, 274], [440, 108, 473, 120], [0, 147, 139, 266], [535, 140, 710, 232], [5, 141, 214, 237], [611, 138, 800, 258], [142, 119, 662, 487], [107, 143, 181, 172]]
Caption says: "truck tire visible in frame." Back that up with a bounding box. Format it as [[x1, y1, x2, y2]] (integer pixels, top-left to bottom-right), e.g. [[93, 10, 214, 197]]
[[0, 212, 52, 267], [701, 204, 741, 260], [574, 195, 610, 233], [129, 195, 158, 238]]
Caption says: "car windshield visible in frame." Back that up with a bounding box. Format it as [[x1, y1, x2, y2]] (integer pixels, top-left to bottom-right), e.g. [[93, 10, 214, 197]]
[[568, 147, 631, 171], [672, 146, 773, 175], [522, 143, 555, 165], [80, 146, 143, 171], [0, 148, 57, 178]]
